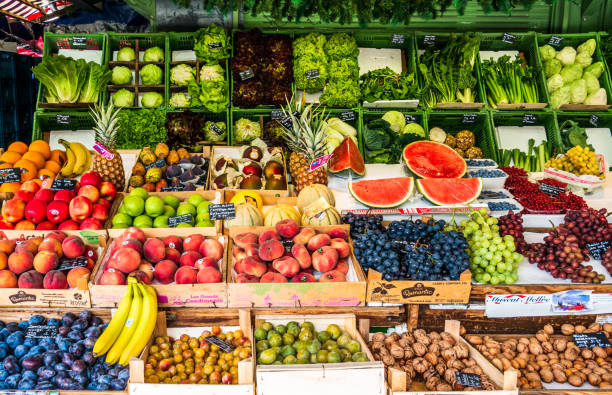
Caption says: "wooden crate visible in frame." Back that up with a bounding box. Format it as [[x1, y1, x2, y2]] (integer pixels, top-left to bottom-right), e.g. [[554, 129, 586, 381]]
[[128, 309, 254, 395], [227, 225, 367, 308], [106, 190, 223, 238], [223, 190, 298, 233], [89, 229, 228, 308], [0, 231, 106, 307], [254, 313, 385, 395]]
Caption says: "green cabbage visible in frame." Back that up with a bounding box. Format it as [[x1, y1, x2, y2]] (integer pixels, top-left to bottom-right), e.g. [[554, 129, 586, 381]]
[[169, 92, 190, 107], [584, 88, 607, 105], [560, 63, 583, 84], [550, 86, 571, 109], [539, 45, 556, 61], [200, 64, 225, 82], [170, 64, 195, 86], [556, 46, 577, 65], [569, 79, 587, 104], [547, 74, 564, 93], [111, 66, 132, 85], [575, 51, 593, 68], [583, 71, 600, 94], [143, 46, 164, 62], [364, 119, 392, 151], [113, 89, 134, 107], [140, 64, 163, 85], [233, 118, 261, 142], [117, 47, 135, 62], [577, 39, 596, 56], [585, 62, 604, 78], [194, 24, 230, 65], [141, 91, 163, 108], [402, 123, 425, 137], [382, 111, 406, 133], [324, 32, 359, 60], [544, 59, 562, 78], [203, 121, 227, 142]]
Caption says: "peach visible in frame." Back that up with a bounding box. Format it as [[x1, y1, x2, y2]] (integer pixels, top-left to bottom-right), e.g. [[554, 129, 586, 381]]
[[108, 247, 141, 273], [46, 200, 69, 223], [62, 236, 86, 259], [233, 247, 247, 262], [275, 219, 299, 239], [336, 259, 349, 275], [129, 270, 151, 284], [196, 266, 222, 283], [0, 252, 7, 270], [34, 188, 54, 203], [66, 267, 90, 288], [58, 220, 79, 230], [258, 240, 284, 261], [45, 231, 66, 243], [183, 234, 205, 252], [20, 181, 40, 194], [92, 204, 109, 222], [97, 197, 111, 210], [118, 238, 142, 255], [154, 260, 177, 284], [244, 243, 259, 257], [242, 256, 267, 277], [175, 266, 198, 284], [0, 270, 17, 288], [234, 258, 245, 274], [327, 228, 348, 241], [0, 240, 15, 254], [195, 257, 217, 271], [24, 199, 47, 224], [43, 270, 68, 289], [291, 243, 311, 269], [319, 270, 346, 282], [15, 240, 38, 255], [260, 272, 287, 283], [33, 250, 59, 274], [312, 246, 338, 273], [233, 232, 258, 249], [293, 227, 316, 245], [179, 251, 201, 267], [122, 227, 146, 244], [14, 220, 34, 230], [272, 256, 300, 277], [79, 218, 102, 230], [36, 221, 57, 230], [307, 233, 331, 252], [138, 262, 155, 282], [2, 199, 25, 223], [291, 272, 316, 283], [78, 184, 100, 203], [143, 238, 166, 263], [99, 269, 125, 285], [68, 196, 93, 222], [235, 273, 259, 283], [258, 230, 280, 244], [8, 250, 33, 274], [54, 189, 74, 203], [164, 247, 181, 264], [330, 238, 350, 258], [163, 235, 182, 251], [199, 239, 223, 261], [18, 270, 43, 288], [38, 237, 63, 257], [99, 181, 117, 201]]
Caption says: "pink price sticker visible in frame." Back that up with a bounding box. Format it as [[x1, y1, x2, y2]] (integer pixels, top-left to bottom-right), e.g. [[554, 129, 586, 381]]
[[93, 143, 114, 160], [309, 154, 333, 171]]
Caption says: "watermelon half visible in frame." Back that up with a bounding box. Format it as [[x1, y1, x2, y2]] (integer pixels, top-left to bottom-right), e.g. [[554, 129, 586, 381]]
[[403, 141, 467, 178], [328, 137, 365, 178], [417, 178, 482, 206], [349, 177, 414, 208]]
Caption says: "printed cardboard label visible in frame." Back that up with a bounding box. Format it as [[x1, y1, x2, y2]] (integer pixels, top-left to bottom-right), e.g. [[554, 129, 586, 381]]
[[303, 197, 331, 220], [50, 178, 76, 191], [93, 143, 114, 160]]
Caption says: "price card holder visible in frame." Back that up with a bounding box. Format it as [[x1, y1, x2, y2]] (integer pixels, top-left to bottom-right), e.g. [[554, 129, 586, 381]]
[[26, 325, 59, 338], [239, 68, 255, 81], [50, 178, 77, 192], [145, 158, 166, 171], [573, 332, 612, 348], [590, 114, 600, 127], [280, 116, 293, 130], [80, 230, 100, 245], [305, 69, 320, 79], [587, 241, 611, 260], [404, 114, 416, 123], [271, 110, 284, 120], [210, 123, 224, 135], [72, 37, 86, 46], [161, 186, 185, 192], [539, 183, 564, 197], [204, 336, 235, 352], [423, 35, 437, 46], [502, 33, 517, 44], [168, 214, 193, 227], [208, 203, 236, 221], [462, 113, 477, 123], [208, 42, 223, 49], [548, 36, 564, 46], [391, 34, 405, 44], [56, 114, 70, 125], [0, 168, 22, 184], [340, 111, 356, 122], [57, 257, 88, 272], [455, 372, 481, 387], [523, 113, 538, 124]]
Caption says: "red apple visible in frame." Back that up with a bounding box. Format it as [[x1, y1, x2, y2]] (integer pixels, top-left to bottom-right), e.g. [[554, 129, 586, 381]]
[[79, 171, 102, 188], [77, 185, 100, 204], [69, 196, 93, 222], [46, 200, 69, 224], [99, 181, 117, 201], [80, 218, 102, 230], [14, 190, 34, 203], [120, 227, 146, 244], [58, 220, 79, 230], [34, 188, 54, 203], [24, 199, 47, 224], [35, 221, 57, 230], [54, 189, 74, 203], [91, 204, 109, 223], [0, 220, 14, 230], [97, 198, 111, 210]]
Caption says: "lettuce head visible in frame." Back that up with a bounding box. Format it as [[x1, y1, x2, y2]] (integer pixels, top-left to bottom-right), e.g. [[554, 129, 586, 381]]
[[143, 46, 164, 62], [113, 88, 134, 107], [111, 66, 132, 85], [140, 64, 163, 85]]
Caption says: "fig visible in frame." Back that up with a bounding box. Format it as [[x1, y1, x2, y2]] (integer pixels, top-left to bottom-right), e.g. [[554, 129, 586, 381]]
[[213, 174, 228, 189], [178, 158, 195, 170], [166, 164, 182, 178]]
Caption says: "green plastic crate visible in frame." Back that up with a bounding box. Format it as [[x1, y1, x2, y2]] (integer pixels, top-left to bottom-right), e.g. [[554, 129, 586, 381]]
[[165, 108, 230, 145], [230, 109, 274, 145], [426, 110, 496, 160], [477, 32, 550, 109], [354, 31, 417, 74], [556, 111, 612, 169], [535, 33, 612, 110], [597, 32, 612, 97], [32, 111, 94, 141]]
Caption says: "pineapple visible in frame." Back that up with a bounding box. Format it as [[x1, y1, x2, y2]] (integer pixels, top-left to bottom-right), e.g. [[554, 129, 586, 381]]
[[91, 102, 125, 191], [281, 97, 328, 193]]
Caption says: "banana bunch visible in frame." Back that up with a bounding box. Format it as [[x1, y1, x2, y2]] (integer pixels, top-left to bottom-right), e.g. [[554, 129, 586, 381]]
[[58, 139, 91, 177], [93, 277, 158, 366]]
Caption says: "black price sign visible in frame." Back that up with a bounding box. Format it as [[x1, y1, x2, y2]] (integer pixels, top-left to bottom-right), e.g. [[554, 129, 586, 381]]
[[210, 123, 224, 135], [0, 168, 22, 184], [281, 239, 294, 253], [204, 336, 235, 352], [590, 114, 600, 127], [271, 110, 284, 120], [423, 35, 437, 45], [280, 116, 293, 130], [209, 203, 235, 220], [208, 42, 223, 49], [26, 325, 58, 339], [462, 113, 478, 123], [50, 178, 77, 192], [340, 111, 356, 122], [404, 114, 416, 123], [548, 36, 564, 46], [587, 241, 611, 260], [523, 113, 538, 124], [502, 33, 517, 44], [72, 36, 86, 46], [57, 257, 88, 272], [161, 186, 185, 192], [540, 183, 565, 197], [573, 332, 612, 348], [239, 68, 255, 81], [169, 214, 193, 227], [56, 114, 71, 125], [391, 34, 405, 44], [145, 158, 166, 171], [455, 372, 482, 388], [305, 69, 320, 79]]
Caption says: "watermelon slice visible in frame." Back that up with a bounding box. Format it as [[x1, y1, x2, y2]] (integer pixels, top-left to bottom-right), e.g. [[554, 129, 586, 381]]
[[417, 178, 482, 206], [349, 177, 414, 208], [328, 137, 365, 178], [403, 141, 466, 178]]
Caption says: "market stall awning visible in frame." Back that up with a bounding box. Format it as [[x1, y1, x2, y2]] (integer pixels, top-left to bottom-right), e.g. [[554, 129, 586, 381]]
[[0, 0, 100, 22]]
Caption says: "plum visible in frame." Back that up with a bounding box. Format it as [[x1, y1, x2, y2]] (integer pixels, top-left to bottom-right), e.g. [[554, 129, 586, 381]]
[[55, 362, 69, 371], [71, 318, 88, 331], [71, 359, 86, 374], [0, 348, 7, 359], [62, 352, 75, 365], [98, 374, 113, 385], [78, 310, 92, 323], [58, 339, 72, 352], [61, 313, 76, 327], [17, 322, 28, 330], [90, 316, 102, 327], [56, 376, 73, 389], [108, 367, 120, 377], [118, 367, 129, 381], [67, 330, 83, 341], [69, 343, 84, 357], [83, 337, 96, 349], [22, 370, 36, 381], [82, 351, 96, 365], [47, 318, 61, 327], [39, 338, 53, 350], [58, 326, 70, 336], [36, 382, 54, 390], [84, 326, 100, 338], [28, 345, 44, 355], [0, 328, 10, 338], [6, 373, 20, 387], [4, 355, 19, 372], [28, 315, 44, 325], [111, 378, 127, 390], [21, 356, 41, 371], [37, 366, 55, 379], [6, 332, 25, 349], [18, 378, 36, 390], [14, 345, 29, 359]]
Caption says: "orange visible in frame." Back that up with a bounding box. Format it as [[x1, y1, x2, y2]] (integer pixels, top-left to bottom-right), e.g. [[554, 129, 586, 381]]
[[0, 151, 21, 165], [44, 160, 61, 174], [0, 182, 20, 194], [0, 163, 11, 170], [7, 141, 28, 155], [21, 151, 45, 169], [37, 168, 55, 180], [32, 178, 43, 187], [13, 159, 37, 181], [28, 140, 51, 160], [50, 149, 66, 165]]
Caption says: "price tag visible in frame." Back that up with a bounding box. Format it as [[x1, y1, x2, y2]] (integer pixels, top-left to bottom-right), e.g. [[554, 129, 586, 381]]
[[404, 114, 416, 123], [590, 114, 600, 127], [502, 33, 517, 44], [539, 183, 565, 197], [0, 168, 22, 184], [204, 336, 235, 352], [72, 36, 86, 46], [310, 154, 333, 171], [93, 143, 114, 161], [57, 257, 88, 272], [548, 36, 564, 46], [208, 42, 223, 49], [161, 186, 185, 192], [281, 239, 293, 253], [145, 158, 166, 171], [573, 332, 612, 348], [423, 35, 437, 45], [80, 230, 100, 245], [208, 203, 235, 221], [462, 113, 477, 123], [26, 325, 58, 339], [587, 241, 611, 260], [305, 69, 320, 79], [303, 197, 332, 220], [50, 178, 76, 192], [210, 123, 224, 135], [56, 114, 71, 125], [340, 111, 356, 122], [280, 116, 293, 130], [271, 110, 284, 120], [455, 372, 482, 387], [239, 68, 255, 81], [523, 113, 538, 124], [390, 34, 405, 44], [168, 214, 193, 227]]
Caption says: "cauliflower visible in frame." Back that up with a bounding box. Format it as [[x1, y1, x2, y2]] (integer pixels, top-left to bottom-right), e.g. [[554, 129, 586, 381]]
[[170, 64, 195, 86], [544, 59, 562, 78], [560, 63, 583, 84], [539, 45, 557, 61], [569, 79, 587, 104], [583, 71, 600, 94], [555, 46, 576, 65], [575, 51, 592, 68], [577, 39, 596, 56], [550, 86, 571, 109], [169, 92, 190, 107], [547, 74, 564, 93], [584, 88, 607, 105], [233, 118, 261, 142]]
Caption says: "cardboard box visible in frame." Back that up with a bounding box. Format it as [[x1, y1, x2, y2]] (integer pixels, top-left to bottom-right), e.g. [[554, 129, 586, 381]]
[[227, 225, 367, 308]]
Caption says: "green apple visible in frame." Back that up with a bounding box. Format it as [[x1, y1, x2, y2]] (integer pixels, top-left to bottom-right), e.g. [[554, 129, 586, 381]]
[[176, 222, 192, 228], [145, 196, 165, 217], [133, 215, 153, 228], [163, 195, 180, 210], [112, 213, 132, 227], [130, 187, 149, 200], [163, 205, 176, 217], [153, 215, 169, 228], [188, 194, 205, 208], [122, 195, 145, 217], [197, 200, 212, 214], [196, 220, 214, 227], [176, 202, 196, 217]]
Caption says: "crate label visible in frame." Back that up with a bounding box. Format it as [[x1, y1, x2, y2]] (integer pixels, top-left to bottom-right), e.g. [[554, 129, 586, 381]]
[[310, 154, 333, 171], [145, 158, 166, 171], [587, 240, 610, 260], [50, 178, 76, 192], [208, 42, 223, 49], [168, 214, 193, 227], [548, 36, 564, 46], [209, 123, 224, 135], [239, 68, 255, 81], [0, 168, 22, 184], [270, 110, 284, 120], [404, 114, 416, 123], [572, 332, 611, 348], [590, 114, 600, 127], [72, 37, 87, 46], [502, 33, 517, 44], [539, 183, 564, 197], [56, 114, 71, 125], [93, 143, 114, 160], [523, 113, 538, 124], [423, 35, 437, 45], [79, 230, 99, 245], [57, 257, 88, 272], [303, 197, 332, 220], [340, 111, 356, 122], [26, 325, 58, 339], [462, 113, 477, 123], [161, 186, 185, 192], [390, 34, 405, 44], [305, 69, 320, 79], [208, 203, 235, 220], [455, 372, 481, 387], [204, 336, 235, 352]]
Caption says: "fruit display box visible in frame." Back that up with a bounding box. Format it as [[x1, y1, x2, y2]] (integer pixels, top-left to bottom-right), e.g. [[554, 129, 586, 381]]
[[254, 313, 385, 395], [227, 225, 367, 308], [89, 229, 228, 308], [222, 190, 298, 232], [0, 231, 105, 308], [106, 190, 223, 238], [128, 309, 255, 395]]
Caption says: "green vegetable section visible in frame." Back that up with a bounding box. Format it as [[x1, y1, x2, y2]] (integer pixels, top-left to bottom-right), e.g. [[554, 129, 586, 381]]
[[427, 111, 496, 160], [115, 109, 168, 149]]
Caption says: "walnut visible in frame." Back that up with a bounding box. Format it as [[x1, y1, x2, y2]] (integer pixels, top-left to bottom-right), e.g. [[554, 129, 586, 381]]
[[429, 331, 442, 342], [464, 357, 476, 367], [398, 337, 409, 348], [564, 347, 579, 361], [465, 335, 482, 345], [524, 372, 540, 382], [440, 332, 456, 345], [400, 332, 415, 344], [568, 374, 584, 386], [402, 363, 415, 377], [501, 357, 512, 371], [588, 322, 602, 332], [444, 368, 458, 384], [554, 339, 567, 352], [543, 324, 555, 335], [593, 346, 607, 358], [518, 337, 530, 345], [412, 357, 430, 373], [441, 348, 456, 361], [536, 330, 549, 342], [575, 325, 587, 333], [463, 366, 483, 375], [435, 363, 446, 376], [517, 343, 527, 353], [413, 342, 427, 357], [428, 342, 440, 356], [436, 383, 452, 391], [561, 324, 575, 335], [529, 342, 543, 355], [453, 343, 469, 359], [416, 335, 431, 346], [413, 329, 426, 339], [384, 336, 395, 350], [438, 340, 453, 350], [425, 376, 440, 390], [603, 323, 612, 333], [391, 344, 404, 359], [424, 352, 438, 365], [601, 372, 612, 382], [423, 367, 438, 381], [403, 346, 415, 360], [553, 369, 567, 383], [491, 358, 503, 371], [447, 358, 465, 370], [540, 367, 554, 382], [382, 354, 395, 366], [581, 349, 594, 360], [371, 332, 385, 343], [541, 341, 553, 353], [371, 341, 383, 351]]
